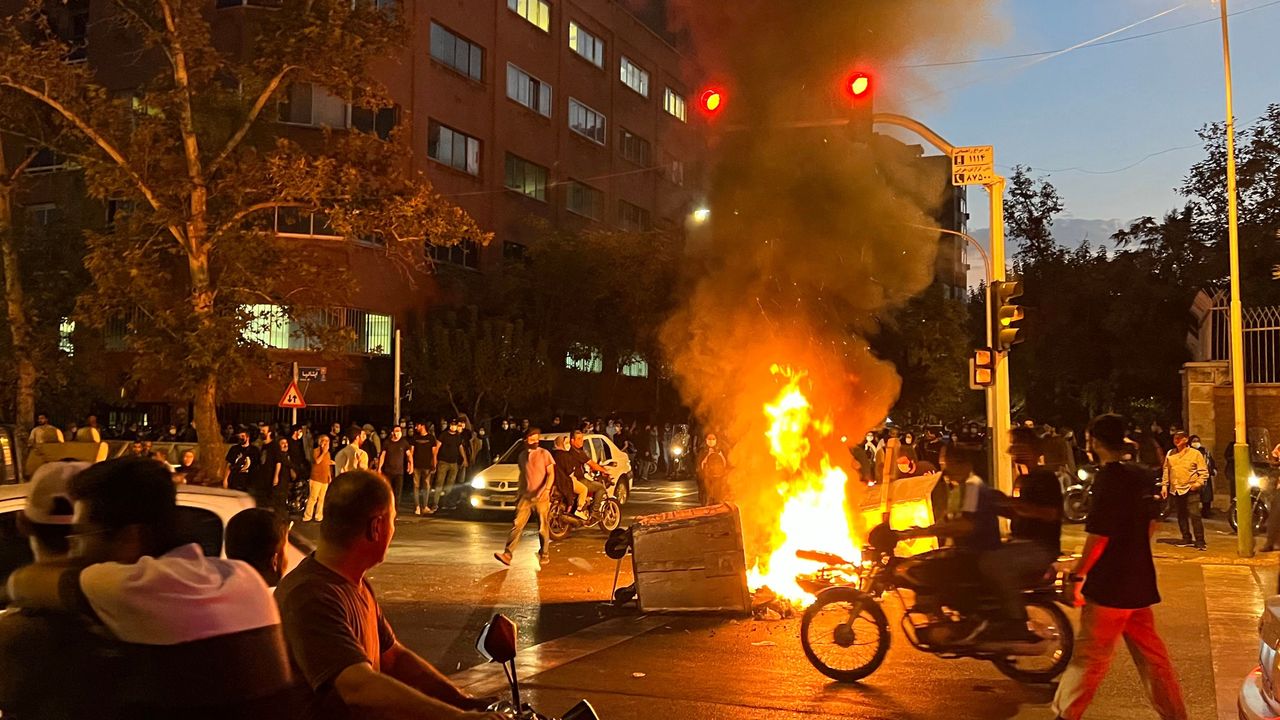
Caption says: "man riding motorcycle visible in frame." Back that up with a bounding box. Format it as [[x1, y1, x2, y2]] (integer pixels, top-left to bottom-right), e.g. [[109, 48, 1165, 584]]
[[566, 430, 609, 518]]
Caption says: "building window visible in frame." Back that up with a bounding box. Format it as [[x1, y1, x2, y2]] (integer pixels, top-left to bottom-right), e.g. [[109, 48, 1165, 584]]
[[58, 319, 75, 355], [429, 22, 484, 82], [429, 238, 480, 270], [361, 313, 393, 355], [619, 128, 650, 166], [428, 120, 481, 176], [619, 56, 649, 97], [504, 154, 549, 202], [503, 241, 527, 263], [665, 155, 685, 186], [25, 203, 58, 226], [105, 199, 134, 229], [568, 21, 604, 68], [242, 305, 393, 355], [618, 201, 651, 232], [351, 106, 399, 140], [507, 0, 550, 31], [568, 98, 606, 145], [619, 354, 649, 378], [565, 344, 603, 373], [663, 87, 687, 122], [280, 83, 349, 128], [274, 208, 340, 238], [49, 1, 89, 63], [506, 63, 552, 117], [566, 180, 603, 220]]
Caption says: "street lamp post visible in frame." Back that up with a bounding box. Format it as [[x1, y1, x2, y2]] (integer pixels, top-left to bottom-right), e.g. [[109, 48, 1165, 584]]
[[1217, 0, 1252, 556]]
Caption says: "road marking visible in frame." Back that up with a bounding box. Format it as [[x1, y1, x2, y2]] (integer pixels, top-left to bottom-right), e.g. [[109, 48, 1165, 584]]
[[1203, 564, 1266, 720], [449, 614, 668, 696]]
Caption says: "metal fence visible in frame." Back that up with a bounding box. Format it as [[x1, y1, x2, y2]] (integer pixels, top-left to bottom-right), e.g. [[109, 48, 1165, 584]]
[[1201, 291, 1280, 384]]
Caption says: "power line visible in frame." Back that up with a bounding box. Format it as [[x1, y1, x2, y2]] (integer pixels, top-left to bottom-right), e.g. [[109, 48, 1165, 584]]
[[1025, 143, 1203, 175], [899, 0, 1280, 70]]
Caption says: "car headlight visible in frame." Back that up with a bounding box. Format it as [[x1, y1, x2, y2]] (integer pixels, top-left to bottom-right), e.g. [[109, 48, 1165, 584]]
[[470, 477, 486, 490], [1250, 474, 1262, 489], [1077, 468, 1089, 481], [469, 496, 482, 507]]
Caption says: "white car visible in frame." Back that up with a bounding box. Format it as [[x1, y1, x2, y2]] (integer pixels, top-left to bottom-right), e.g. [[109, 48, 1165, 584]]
[[1240, 596, 1280, 720], [0, 483, 313, 593], [465, 433, 633, 511]]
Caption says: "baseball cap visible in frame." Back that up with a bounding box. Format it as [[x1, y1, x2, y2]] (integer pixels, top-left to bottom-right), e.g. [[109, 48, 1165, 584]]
[[25, 461, 90, 525]]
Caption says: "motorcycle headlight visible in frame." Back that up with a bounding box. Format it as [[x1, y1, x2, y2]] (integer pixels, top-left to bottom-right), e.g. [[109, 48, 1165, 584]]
[[1250, 474, 1262, 489], [1077, 468, 1089, 481], [470, 477, 486, 490], [672, 446, 683, 457]]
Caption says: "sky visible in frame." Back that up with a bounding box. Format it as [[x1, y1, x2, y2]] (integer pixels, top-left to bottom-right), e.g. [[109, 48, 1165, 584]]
[[880, 0, 1280, 236]]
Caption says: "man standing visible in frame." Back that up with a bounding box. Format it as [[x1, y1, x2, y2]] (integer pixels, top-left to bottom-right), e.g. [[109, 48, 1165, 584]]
[[224, 429, 258, 492], [1162, 430, 1207, 551], [273, 470, 501, 720], [1188, 435, 1216, 519], [27, 413, 65, 445], [73, 414, 101, 443], [409, 421, 438, 516], [334, 427, 370, 475], [1052, 414, 1187, 720], [377, 425, 412, 509], [434, 420, 470, 512], [494, 428, 555, 566]]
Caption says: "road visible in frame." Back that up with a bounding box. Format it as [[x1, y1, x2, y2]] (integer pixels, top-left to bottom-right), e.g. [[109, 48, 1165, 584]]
[[298, 479, 1277, 719]]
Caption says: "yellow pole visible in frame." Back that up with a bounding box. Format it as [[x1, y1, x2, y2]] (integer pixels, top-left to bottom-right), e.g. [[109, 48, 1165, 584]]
[[1218, 0, 1252, 556], [987, 176, 1014, 498]]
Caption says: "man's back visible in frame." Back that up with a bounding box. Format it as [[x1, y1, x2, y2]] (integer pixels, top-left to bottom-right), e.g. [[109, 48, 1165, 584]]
[[1084, 462, 1160, 608], [1012, 468, 1063, 556], [0, 608, 122, 720]]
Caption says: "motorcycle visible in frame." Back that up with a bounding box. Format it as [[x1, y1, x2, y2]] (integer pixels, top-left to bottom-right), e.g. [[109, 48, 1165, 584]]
[[548, 471, 622, 541], [1062, 466, 1096, 523], [798, 523, 1075, 684], [1228, 472, 1270, 535], [476, 614, 601, 720], [666, 425, 692, 480]]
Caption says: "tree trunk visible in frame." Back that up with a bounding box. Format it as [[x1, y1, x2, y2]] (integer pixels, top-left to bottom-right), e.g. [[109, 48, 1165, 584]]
[[0, 185, 36, 434], [186, 237, 225, 481]]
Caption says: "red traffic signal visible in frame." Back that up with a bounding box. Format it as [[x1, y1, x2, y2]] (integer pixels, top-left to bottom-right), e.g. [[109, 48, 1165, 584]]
[[846, 72, 872, 99], [699, 88, 724, 114]]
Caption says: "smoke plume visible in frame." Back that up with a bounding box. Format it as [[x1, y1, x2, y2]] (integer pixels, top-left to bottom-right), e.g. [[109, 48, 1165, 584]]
[[658, 1, 1005, 562]]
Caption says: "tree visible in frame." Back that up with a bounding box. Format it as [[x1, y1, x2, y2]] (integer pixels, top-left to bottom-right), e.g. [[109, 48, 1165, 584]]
[[0, 144, 38, 433], [0, 0, 482, 468], [876, 282, 977, 424], [1006, 164, 1066, 263]]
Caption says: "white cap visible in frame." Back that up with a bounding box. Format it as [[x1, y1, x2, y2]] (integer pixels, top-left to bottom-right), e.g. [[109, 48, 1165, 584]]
[[24, 461, 90, 525]]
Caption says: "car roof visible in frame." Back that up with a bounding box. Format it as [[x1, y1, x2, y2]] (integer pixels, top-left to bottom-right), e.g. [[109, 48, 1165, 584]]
[[0, 482, 254, 503]]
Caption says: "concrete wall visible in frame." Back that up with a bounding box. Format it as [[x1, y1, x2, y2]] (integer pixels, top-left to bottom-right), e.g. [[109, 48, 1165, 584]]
[[1183, 360, 1280, 460]]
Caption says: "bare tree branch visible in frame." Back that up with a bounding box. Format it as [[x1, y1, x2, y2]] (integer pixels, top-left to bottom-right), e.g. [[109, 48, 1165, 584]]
[[208, 65, 299, 175]]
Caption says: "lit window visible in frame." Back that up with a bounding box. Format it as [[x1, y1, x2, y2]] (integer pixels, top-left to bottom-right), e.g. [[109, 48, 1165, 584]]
[[619, 128, 650, 166], [619, 56, 649, 97], [565, 345, 603, 373], [565, 180, 603, 221], [430, 22, 484, 82], [504, 154, 548, 202], [663, 87, 687, 122], [507, 0, 550, 31], [506, 63, 552, 117], [568, 21, 604, 68], [568, 98, 606, 145], [428, 120, 481, 176], [58, 319, 75, 355], [279, 83, 349, 128], [620, 354, 649, 378], [361, 313, 392, 355]]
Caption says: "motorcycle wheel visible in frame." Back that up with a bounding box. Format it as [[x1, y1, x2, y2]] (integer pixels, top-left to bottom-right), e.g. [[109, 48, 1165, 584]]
[[1229, 499, 1239, 533], [549, 510, 573, 542], [599, 498, 622, 532], [614, 479, 629, 506], [799, 587, 890, 683], [1256, 502, 1270, 536], [1063, 489, 1090, 523], [991, 600, 1074, 684]]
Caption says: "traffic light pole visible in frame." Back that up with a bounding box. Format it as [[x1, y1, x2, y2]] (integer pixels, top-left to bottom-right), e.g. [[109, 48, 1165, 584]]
[[874, 113, 1014, 496]]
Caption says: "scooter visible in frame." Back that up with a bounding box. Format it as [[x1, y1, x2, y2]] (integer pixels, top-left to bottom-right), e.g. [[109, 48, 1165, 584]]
[[548, 471, 622, 541], [1062, 466, 1096, 523], [476, 614, 601, 720], [1229, 472, 1270, 535]]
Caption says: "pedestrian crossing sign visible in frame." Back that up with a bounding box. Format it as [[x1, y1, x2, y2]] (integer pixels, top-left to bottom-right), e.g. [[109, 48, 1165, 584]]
[[278, 381, 306, 409]]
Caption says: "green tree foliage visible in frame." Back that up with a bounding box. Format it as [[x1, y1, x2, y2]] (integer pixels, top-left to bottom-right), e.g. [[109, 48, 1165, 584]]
[[0, 0, 482, 467], [877, 282, 978, 424], [402, 308, 551, 423]]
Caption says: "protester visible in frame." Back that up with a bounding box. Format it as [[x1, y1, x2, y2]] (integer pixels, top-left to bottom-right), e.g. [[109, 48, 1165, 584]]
[[224, 429, 257, 491], [697, 432, 730, 505], [334, 427, 370, 475], [566, 430, 608, 519], [305, 434, 335, 523], [495, 428, 555, 566], [409, 421, 438, 516], [275, 470, 501, 720], [174, 449, 200, 484], [226, 508, 289, 587], [26, 414, 64, 445], [1052, 414, 1188, 720], [1188, 435, 1216, 519], [434, 419, 470, 511], [1161, 430, 1207, 550], [377, 425, 412, 508], [4, 457, 294, 718]]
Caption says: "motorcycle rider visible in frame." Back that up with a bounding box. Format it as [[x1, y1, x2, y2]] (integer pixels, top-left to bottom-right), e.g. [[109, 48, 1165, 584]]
[[567, 430, 608, 519]]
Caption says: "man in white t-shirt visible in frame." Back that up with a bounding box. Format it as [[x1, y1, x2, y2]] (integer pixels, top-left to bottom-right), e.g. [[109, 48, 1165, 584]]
[[334, 427, 370, 474]]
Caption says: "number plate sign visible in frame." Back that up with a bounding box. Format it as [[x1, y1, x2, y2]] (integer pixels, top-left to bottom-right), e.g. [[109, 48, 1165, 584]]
[[951, 145, 995, 186]]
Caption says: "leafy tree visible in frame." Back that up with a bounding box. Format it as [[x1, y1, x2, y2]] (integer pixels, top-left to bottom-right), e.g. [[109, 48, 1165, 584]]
[[1007, 164, 1066, 263], [0, 0, 481, 468], [878, 282, 978, 424]]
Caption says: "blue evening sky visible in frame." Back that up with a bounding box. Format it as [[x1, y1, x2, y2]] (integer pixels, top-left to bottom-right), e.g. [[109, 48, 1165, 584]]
[[889, 0, 1280, 234]]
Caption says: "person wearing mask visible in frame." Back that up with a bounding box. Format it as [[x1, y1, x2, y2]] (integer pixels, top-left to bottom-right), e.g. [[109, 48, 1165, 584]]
[[697, 433, 730, 505], [305, 434, 335, 523], [5, 457, 294, 718], [334, 428, 370, 475], [1161, 430, 1207, 550], [1052, 414, 1188, 720], [409, 421, 438, 516], [495, 428, 556, 566], [360, 423, 381, 461], [174, 449, 200, 484], [275, 471, 502, 720], [259, 436, 292, 514], [433, 420, 470, 512], [330, 422, 349, 454], [1188, 435, 1216, 519], [376, 425, 412, 509], [27, 413, 64, 445], [226, 508, 289, 588], [224, 430, 257, 492]]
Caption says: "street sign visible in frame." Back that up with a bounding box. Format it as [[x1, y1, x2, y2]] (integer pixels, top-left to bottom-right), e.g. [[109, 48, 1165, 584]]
[[298, 366, 327, 382], [951, 145, 995, 186], [278, 380, 306, 409]]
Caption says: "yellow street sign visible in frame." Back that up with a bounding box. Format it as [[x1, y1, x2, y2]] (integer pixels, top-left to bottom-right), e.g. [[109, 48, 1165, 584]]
[[952, 166, 996, 186]]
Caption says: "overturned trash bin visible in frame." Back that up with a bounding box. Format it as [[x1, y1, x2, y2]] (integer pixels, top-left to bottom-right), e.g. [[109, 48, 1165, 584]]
[[629, 503, 751, 614]]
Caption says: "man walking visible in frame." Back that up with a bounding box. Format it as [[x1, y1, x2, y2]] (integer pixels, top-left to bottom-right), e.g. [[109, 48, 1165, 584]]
[[434, 419, 469, 512], [1162, 430, 1207, 550], [494, 428, 555, 567], [376, 425, 412, 509], [1052, 414, 1188, 720]]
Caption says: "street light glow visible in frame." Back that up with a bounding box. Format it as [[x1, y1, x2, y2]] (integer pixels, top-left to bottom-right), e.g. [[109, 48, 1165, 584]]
[[692, 207, 711, 223]]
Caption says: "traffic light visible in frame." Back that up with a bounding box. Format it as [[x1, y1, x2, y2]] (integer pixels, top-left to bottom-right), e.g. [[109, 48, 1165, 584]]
[[970, 347, 995, 389], [698, 88, 724, 116], [990, 280, 1026, 352], [843, 70, 873, 143]]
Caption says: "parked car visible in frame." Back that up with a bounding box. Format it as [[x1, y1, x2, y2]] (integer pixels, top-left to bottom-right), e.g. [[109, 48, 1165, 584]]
[[0, 425, 23, 485], [0, 483, 313, 601], [1240, 595, 1280, 719], [462, 433, 633, 512]]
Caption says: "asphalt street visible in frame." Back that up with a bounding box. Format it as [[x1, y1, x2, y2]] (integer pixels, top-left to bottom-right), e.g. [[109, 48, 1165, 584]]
[[297, 480, 1279, 720]]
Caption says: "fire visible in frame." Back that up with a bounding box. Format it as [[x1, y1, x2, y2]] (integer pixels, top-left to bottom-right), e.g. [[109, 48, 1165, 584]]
[[746, 366, 861, 606]]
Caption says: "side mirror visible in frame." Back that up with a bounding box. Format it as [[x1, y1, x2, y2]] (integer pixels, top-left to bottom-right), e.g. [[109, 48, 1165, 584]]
[[476, 614, 518, 663]]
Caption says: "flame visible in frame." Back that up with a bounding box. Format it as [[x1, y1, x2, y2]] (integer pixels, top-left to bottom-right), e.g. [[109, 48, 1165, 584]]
[[746, 366, 861, 605]]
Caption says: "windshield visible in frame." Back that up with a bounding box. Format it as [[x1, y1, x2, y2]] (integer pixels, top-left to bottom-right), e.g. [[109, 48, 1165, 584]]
[[496, 438, 557, 464]]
